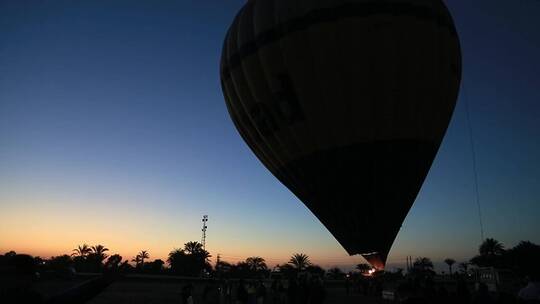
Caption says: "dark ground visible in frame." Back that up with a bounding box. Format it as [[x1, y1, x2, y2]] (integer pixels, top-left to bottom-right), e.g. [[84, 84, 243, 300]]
[[87, 277, 381, 304]]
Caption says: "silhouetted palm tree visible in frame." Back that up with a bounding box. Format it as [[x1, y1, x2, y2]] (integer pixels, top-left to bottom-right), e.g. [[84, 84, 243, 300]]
[[167, 249, 185, 265], [136, 250, 149, 268], [183, 241, 211, 263], [88, 245, 109, 270], [289, 253, 311, 271], [184, 241, 204, 255], [168, 245, 211, 276], [413, 257, 434, 271], [245, 256, 267, 272], [90, 245, 109, 261], [444, 258, 456, 275], [479, 238, 504, 256], [72, 244, 91, 257], [167, 248, 187, 274]]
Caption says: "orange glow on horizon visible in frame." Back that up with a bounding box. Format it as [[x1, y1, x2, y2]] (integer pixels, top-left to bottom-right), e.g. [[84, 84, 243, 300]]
[[1, 198, 387, 270]]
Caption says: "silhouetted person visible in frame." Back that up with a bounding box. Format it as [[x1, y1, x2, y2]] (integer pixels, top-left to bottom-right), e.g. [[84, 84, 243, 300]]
[[181, 282, 193, 304]]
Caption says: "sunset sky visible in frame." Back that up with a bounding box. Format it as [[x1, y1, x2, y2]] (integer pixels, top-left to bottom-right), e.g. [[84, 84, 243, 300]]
[[1, 0, 539, 271]]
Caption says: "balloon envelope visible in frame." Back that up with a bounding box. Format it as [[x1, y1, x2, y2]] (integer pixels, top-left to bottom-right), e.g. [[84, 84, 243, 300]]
[[220, 0, 461, 269]]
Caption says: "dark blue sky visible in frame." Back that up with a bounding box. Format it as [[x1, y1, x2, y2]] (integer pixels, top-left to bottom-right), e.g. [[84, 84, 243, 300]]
[[1, 0, 539, 270]]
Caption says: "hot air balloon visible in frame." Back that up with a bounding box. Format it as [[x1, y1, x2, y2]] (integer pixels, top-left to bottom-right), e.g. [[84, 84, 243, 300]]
[[220, 0, 461, 269]]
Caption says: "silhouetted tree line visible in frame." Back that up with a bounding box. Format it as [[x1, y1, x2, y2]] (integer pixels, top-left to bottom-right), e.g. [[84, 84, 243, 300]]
[[470, 238, 540, 278], [0, 246, 331, 283], [2, 238, 539, 282]]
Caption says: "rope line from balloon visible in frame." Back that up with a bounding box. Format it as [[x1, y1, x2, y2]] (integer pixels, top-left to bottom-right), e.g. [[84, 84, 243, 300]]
[[462, 81, 485, 243]]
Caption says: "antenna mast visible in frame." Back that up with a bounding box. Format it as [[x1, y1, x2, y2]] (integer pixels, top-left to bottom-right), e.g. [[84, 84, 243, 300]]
[[201, 215, 208, 251]]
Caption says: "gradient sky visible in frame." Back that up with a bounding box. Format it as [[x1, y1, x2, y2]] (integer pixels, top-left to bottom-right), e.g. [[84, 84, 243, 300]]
[[1, 0, 539, 272]]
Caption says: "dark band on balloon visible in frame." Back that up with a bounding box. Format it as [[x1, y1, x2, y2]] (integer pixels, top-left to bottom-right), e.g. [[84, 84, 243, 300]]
[[221, 1, 457, 79]]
